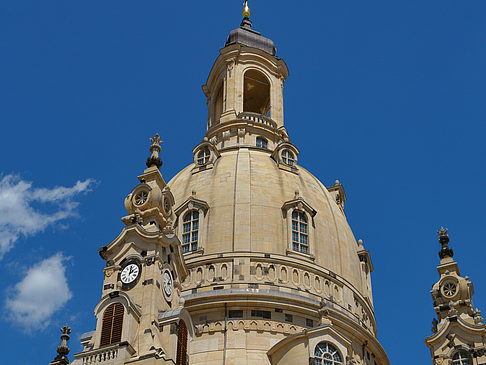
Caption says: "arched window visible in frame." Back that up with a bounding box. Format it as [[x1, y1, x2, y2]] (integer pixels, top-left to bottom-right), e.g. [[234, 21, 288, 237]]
[[176, 320, 188, 365], [256, 137, 268, 149], [453, 351, 471, 365], [282, 149, 295, 166], [197, 148, 210, 165], [213, 81, 224, 124], [292, 211, 308, 254], [100, 303, 124, 347], [313, 342, 343, 365], [182, 211, 199, 253], [243, 69, 270, 115]]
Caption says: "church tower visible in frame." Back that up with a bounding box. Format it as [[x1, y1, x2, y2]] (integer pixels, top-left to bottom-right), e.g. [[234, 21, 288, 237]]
[[72, 135, 193, 364], [167, 3, 389, 364], [425, 228, 486, 364], [64, 3, 391, 364]]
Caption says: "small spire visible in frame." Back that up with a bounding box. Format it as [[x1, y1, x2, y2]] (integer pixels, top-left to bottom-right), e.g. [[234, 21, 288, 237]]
[[50, 324, 71, 364], [146, 133, 163, 169], [242, 1, 251, 19], [438, 227, 454, 260]]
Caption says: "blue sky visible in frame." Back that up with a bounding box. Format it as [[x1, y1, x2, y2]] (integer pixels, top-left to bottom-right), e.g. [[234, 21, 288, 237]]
[[1, 1, 485, 364]]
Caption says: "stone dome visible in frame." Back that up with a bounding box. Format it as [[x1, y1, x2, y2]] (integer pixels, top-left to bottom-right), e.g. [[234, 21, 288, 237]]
[[168, 147, 364, 295]]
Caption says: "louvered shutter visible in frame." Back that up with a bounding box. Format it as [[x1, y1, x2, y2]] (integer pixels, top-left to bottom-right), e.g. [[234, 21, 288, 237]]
[[176, 320, 188, 365], [100, 303, 124, 347]]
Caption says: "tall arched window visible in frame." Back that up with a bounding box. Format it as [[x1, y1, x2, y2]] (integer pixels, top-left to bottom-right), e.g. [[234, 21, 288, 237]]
[[100, 303, 124, 347], [292, 210, 308, 254], [182, 211, 199, 253], [453, 351, 471, 365], [256, 137, 268, 149], [313, 342, 343, 365], [176, 320, 188, 365], [213, 81, 224, 124], [197, 148, 210, 165], [243, 69, 270, 115]]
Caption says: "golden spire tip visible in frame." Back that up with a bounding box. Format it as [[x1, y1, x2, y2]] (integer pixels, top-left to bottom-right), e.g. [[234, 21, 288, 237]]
[[242, 1, 251, 19]]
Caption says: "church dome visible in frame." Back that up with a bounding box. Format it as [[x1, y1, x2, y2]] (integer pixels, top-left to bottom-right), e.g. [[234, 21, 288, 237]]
[[225, 18, 276, 56], [168, 148, 364, 294]]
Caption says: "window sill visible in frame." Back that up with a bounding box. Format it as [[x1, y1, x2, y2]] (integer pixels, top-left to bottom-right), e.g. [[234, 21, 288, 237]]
[[278, 164, 299, 174], [286, 249, 315, 262], [191, 163, 214, 175], [183, 247, 204, 257]]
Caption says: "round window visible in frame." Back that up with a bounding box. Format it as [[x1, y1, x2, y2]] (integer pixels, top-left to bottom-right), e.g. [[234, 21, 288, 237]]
[[163, 197, 171, 214], [441, 280, 458, 298], [134, 190, 149, 206]]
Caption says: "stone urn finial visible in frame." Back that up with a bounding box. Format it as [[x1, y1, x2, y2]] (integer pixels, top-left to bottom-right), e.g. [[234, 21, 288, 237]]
[[50, 324, 71, 364]]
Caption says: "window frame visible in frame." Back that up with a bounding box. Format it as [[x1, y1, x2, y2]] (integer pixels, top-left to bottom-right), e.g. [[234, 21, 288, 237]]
[[181, 210, 200, 253], [282, 198, 316, 261], [271, 142, 299, 173], [452, 350, 471, 365], [281, 149, 296, 166], [256, 136, 268, 149], [100, 303, 124, 347], [174, 197, 210, 256], [291, 210, 309, 254], [196, 148, 211, 166], [312, 342, 344, 365]]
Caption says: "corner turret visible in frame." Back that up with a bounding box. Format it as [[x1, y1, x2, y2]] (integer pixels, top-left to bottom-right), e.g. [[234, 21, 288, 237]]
[[425, 228, 486, 364]]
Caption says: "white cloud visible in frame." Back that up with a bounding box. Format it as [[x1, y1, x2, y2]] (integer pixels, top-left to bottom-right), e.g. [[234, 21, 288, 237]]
[[0, 175, 96, 258], [5, 253, 72, 332]]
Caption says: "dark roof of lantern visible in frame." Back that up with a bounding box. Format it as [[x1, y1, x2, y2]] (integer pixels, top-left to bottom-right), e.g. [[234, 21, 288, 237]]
[[225, 18, 277, 56]]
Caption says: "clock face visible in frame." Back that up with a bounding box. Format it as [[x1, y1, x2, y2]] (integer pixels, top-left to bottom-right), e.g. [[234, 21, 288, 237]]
[[120, 263, 140, 284], [163, 271, 173, 298]]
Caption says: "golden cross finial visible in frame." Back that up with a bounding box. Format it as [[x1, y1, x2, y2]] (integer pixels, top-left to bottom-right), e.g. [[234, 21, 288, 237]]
[[242, 1, 251, 19]]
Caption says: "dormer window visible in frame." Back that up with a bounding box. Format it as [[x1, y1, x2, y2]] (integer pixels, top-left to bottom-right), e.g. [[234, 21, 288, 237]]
[[256, 137, 268, 149], [197, 149, 210, 165], [282, 149, 295, 166]]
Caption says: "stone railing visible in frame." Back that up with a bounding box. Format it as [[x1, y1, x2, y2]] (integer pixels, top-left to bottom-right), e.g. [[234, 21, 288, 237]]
[[74, 342, 136, 365], [238, 112, 277, 128], [79, 347, 118, 364]]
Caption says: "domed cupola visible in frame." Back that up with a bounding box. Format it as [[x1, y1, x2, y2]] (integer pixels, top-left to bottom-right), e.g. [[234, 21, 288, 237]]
[[225, 2, 276, 56], [166, 3, 390, 364]]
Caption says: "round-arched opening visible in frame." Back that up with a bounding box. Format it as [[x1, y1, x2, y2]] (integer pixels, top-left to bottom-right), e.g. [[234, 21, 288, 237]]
[[244, 69, 270, 115], [100, 302, 124, 347], [212, 81, 224, 125]]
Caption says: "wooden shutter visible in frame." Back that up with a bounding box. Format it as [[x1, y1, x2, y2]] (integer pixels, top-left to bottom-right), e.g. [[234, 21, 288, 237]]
[[176, 320, 188, 365], [100, 303, 124, 347]]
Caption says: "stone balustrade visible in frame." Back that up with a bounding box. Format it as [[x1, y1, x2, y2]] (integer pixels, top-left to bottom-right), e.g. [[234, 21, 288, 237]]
[[75, 344, 121, 365], [238, 112, 277, 128]]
